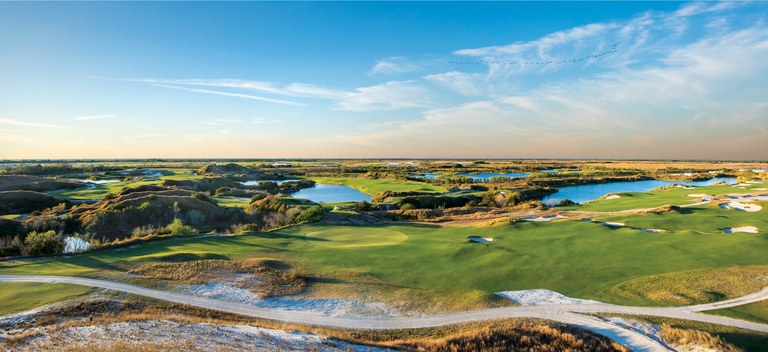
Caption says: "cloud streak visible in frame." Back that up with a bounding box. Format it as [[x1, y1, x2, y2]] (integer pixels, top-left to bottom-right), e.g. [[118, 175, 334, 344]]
[[0, 117, 64, 129], [151, 84, 306, 106]]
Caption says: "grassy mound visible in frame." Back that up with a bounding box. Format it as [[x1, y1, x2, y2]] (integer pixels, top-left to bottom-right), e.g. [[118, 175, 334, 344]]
[[0, 190, 64, 214], [611, 265, 768, 305], [0, 175, 83, 192], [305, 227, 408, 248]]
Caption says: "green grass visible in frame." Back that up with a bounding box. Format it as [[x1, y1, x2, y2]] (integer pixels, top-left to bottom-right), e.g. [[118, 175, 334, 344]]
[[2, 202, 767, 306], [0, 282, 92, 315], [306, 227, 408, 248], [313, 177, 446, 195], [212, 196, 251, 208], [707, 300, 768, 324]]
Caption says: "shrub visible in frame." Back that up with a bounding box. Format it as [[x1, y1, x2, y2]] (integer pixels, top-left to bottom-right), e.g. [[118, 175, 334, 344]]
[[400, 203, 416, 211], [23, 230, 62, 256], [293, 206, 326, 223], [166, 219, 196, 236]]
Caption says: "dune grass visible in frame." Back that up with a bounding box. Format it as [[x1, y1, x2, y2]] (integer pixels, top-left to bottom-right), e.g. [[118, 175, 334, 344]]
[[312, 177, 446, 195], [0, 282, 92, 315]]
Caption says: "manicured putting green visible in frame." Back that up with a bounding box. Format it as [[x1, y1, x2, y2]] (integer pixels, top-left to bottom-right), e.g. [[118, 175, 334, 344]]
[[305, 228, 408, 248]]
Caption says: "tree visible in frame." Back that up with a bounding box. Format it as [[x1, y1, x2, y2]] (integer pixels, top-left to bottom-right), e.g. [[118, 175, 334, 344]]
[[24, 230, 62, 256]]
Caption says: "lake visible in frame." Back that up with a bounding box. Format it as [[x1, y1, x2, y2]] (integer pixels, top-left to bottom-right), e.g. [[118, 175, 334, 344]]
[[242, 179, 293, 186], [542, 177, 737, 205], [291, 184, 372, 203], [457, 172, 530, 181]]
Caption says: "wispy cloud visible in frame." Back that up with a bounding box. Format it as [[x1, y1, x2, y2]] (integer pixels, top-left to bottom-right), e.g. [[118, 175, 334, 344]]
[[151, 84, 306, 106], [0, 117, 64, 129], [337, 80, 435, 111], [74, 114, 115, 121], [369, 56, 423, 75]]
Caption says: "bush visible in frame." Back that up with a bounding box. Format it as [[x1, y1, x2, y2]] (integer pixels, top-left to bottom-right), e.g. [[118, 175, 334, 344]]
[[400, 203, 416, 211], [24, 230, 62, 256], [293, 206, 326, 223], [166, 219, 196, 236]]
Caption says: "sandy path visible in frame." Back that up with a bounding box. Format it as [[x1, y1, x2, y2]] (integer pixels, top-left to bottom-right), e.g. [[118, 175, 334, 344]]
[[3, 275, 768, 352]]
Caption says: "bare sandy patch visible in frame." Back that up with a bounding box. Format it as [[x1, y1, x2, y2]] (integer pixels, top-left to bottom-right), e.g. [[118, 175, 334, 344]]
[[723, 226, 758, 234], [496, 289, 602, 306], [468, 236, 493, 243]]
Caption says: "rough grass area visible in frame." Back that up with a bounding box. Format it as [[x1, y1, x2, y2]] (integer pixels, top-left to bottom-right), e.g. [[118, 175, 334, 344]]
[[307, 271, 514, 314], [352, 319, 629, 352], [129, 258, 306, 298], [707, 300, 768, 324], [610, 265, 768, 305], [313, 177, 446, 195], [660, 324, 742, 352], [0, 282, 92, 315]]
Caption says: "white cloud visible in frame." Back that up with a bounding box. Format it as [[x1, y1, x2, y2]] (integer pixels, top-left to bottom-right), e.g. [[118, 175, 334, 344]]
[[369, 56, 423, 75], [336, 80, 435, 111], [0, 117, 64, 129], [424, 71, 485, 96]]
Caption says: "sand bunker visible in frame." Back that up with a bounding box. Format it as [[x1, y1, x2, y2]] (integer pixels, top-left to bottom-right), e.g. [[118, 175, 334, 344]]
[[604, 194, 621, 200], [723, 226, 759, 234], [520, 215, 565, 222], [601, 222, 625, 227], [496, 289, 602, 306], [719, 201, 762, 212], [634, 228, 666, 233], [468, 237, 493, 243]]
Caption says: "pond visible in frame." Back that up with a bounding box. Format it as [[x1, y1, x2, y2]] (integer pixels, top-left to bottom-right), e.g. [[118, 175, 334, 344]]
[[291, 184, 372, 203], [242, 179, 294, 186], [542, 177, 737, 205], [410, 172, 441, 179], [457, 172, 530, 181]]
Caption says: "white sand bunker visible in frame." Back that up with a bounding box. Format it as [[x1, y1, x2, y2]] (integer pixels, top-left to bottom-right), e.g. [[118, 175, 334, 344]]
[[604, 194, 621, 200], [719, 201, 762, 212], [634, 228, 666, 233], [600, 221, 625, 227], [497, 289, 602, 306], [469, 236, 493, 243], [723, 226, 759, 234], [520, 215, 565, 222]]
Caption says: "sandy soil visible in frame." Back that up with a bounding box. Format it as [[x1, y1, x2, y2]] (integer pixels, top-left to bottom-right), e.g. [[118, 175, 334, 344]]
[[496, 289, 603, 306], [9, 319, 389, 352], [181, 275, 398, 318], [468, 237, 493, 243], [723, 226, 759, 234]]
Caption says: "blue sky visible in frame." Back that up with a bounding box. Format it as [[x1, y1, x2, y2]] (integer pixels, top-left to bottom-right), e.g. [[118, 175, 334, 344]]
[[1, 1, 766, 159]]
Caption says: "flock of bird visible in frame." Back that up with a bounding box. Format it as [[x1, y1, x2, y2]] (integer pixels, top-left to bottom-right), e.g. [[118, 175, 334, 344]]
[[449, 44, 618, 66]]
